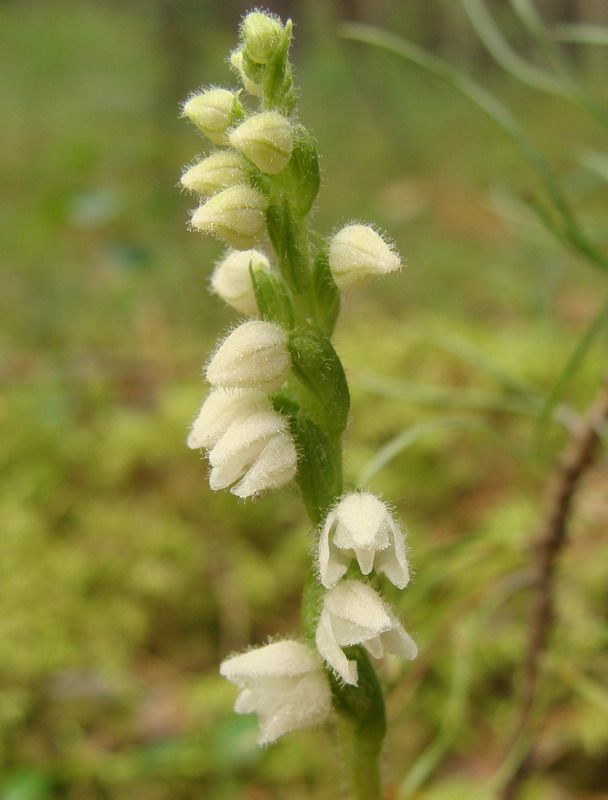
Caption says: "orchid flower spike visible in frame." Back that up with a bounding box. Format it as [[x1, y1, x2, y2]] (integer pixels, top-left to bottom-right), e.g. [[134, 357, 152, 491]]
[[318, 492, 410, 589], [220, 640, 332, 745], [315, 580, 417, 685]]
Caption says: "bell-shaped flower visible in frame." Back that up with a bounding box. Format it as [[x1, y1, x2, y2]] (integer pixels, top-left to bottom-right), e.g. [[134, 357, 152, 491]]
[[206, 320, 289, 392], [208, 409, 297, 497], [182, 88, 242, 146], [318, 492, 410, 590], [229, 111, 293, 175], [220, 640, 332, 745], [241, 11, 285, 65], [328, 224, 402, 291], [315, 580, 417, 685], [190, 185, 268, 251], [180, 151, 250, 198], [210, 249, 270, 315], [187, 388, 269, 450]]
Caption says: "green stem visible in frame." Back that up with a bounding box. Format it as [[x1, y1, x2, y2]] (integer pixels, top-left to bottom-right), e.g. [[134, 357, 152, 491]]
[[336, 714, 384, 800]]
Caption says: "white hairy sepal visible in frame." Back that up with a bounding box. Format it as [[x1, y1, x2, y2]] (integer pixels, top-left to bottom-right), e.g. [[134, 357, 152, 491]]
[[241, 11, 285, 64], [230, 50, 262, 97], [180, 151, 250, 198], [220, 640, 332, 745], [208, 410, 297, 497], [230, 112, 293, 176], [182, 88, 241, 146], [318, 492, 410, 589], [328, 224, 402, 291], [211, 249, 270, 315], [206, 320, 289, 391], [187, 389, 270, 450], [190, 185, 268, 250], [315, 580, 417, 685]]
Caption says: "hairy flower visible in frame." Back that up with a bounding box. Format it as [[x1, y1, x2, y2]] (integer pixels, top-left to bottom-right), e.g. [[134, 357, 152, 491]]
[[230, 49, 262, 97], [241, 11, 285, 64], [230, 111, 293, 175], [206, 320, 289, 391], [210, 248, 270, 315], [187, 388, 270, 450], [328, 224, 402, 291], [182, 88, 241, 145], [191, 185, 268, 250], [318, 492, 410, 589], [180, 150, 250, 198], [208, 409, 297, 497], [315, 580, 417, 685], [220, 640, 331, 744]]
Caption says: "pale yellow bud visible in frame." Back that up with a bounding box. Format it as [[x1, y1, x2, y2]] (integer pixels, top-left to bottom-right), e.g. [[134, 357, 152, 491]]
[[211, 249, 270, 315], [190, 185, 268, 250], [182, 88, 241, 145], [229, 112, 293, 175], [328, 224, 402, 291], [206, 320, 289, 391], [241, 11, 284, 64], [230, 50, 262, 97], [180, 151, 250, 198]]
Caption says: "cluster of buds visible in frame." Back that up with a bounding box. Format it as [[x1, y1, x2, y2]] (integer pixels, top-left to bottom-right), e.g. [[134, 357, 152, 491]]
[[181, 10, 413, 747]]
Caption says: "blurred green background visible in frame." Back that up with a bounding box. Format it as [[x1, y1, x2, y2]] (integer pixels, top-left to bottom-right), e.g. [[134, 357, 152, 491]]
[[2, 0, 607, 798]]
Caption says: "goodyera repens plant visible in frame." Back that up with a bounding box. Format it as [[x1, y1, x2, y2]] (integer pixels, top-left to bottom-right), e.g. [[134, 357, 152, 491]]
[[181, 11, 416, 799]]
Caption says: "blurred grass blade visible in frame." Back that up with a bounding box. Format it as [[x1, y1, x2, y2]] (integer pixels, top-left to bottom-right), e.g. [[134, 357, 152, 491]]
[[357, 372, 539, 416], [509, 0, 608, 127], [341, 22, 608, 272], [358, 417, 516, 486], [555, 23, 608, 47], [536, 293, 608, 440], [578, 148, 608, 185], [462, 0, 567, 97]]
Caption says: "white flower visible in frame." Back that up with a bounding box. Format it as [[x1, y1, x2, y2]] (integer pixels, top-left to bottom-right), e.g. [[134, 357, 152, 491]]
[[315, 580, 417, 685], [328, 224, 402, 291], [206, 320, 289, 391], [180, 151, 250, 198], [318, 492, 410, 590], [210, 249, 270, 315], [182, 88, 241, 145], [230, 50, 262, 97], [220, 640, 332, 745], [208, 409, 297, 497], [241, 11, 285, 64], [229, 111, 293, 175], [187, 389, 269, 450], [190, 185, 268, 250]]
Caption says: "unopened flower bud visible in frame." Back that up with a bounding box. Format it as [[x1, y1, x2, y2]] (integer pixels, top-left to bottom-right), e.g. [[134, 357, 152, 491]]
[[191, 185, 268, 250], [208, 410, 297, 496], [182, 88, 242, 145], [319, 492, 410, 589], [230, 50, 262, 97], [315, 580, 417, 685], [206, 320, 289, 391], [328, 224, 402, 291], [187, 389, 269, 450], [241, 11, 285, 64], [230, 112, 293, 175], [180, 151, 250, 198], [211, 249, 270, 315], [220, 640, 331, 744]]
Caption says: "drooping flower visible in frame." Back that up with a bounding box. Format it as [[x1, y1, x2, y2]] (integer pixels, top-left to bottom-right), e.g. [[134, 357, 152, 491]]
[[220, 640, 332, 745], [187, 388, 270, 450], [180, 150, 250, 198], [210, 249, 270, 315], [206, 320, 289, 392], [328, 224, 402, 291], [229, 111, 293, 175], [190, 185, 268, 250], [208, 409, 297, 497], [318, 492, 410, 589], [315, 580, 417, 685], [182, 88, 242, 145]]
